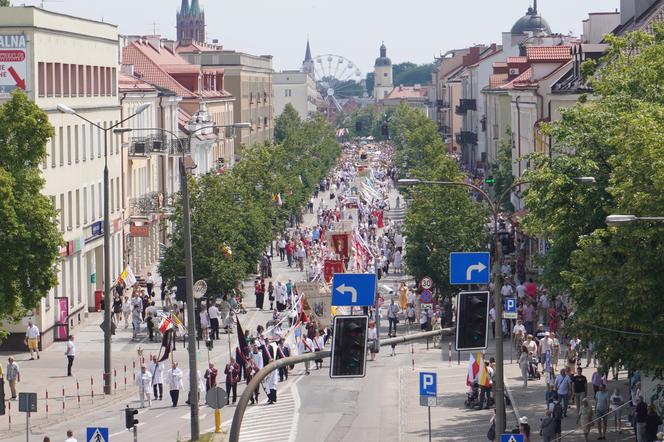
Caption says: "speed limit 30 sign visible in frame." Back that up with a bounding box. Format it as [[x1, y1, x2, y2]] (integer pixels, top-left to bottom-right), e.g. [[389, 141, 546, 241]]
[[420, 276, 433, 290]]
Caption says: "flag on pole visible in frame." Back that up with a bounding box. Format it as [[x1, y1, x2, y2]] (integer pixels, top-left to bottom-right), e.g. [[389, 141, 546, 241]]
[[466, 353, 481, 386], [276, 193, 283, 207], [158, 314, 174, 334], [119, 266, 137, 287], [477, 353, 492, 387], [171, 313, 185, 335], [236, 318, 249, 356], [158, 329, 175, 362]]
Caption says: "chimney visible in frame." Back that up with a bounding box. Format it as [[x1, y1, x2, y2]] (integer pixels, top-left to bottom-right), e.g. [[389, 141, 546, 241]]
[[146, 35, 161, 52], [162, 39, 176, 54]]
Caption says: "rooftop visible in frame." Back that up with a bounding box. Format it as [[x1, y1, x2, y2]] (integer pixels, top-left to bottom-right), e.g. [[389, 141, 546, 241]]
[[385, 85, 428, 99]]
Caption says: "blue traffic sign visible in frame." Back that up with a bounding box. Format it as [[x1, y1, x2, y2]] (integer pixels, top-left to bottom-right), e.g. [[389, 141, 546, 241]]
[[505, 297, 517, 314], [450, 252, 490, 285], [500, 434, 524, 442], [331, 273, 377, 306], [87, 427, 109, 442], [419, 372, 437, 397], [420, 289, 433, 304]]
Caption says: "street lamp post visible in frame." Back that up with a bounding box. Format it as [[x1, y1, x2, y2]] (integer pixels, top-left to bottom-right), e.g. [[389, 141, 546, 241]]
[[57, 103, 150, 396], [606, 214, 664, 226], [121, 122, 248, 441], [398, 176, 594, 434]]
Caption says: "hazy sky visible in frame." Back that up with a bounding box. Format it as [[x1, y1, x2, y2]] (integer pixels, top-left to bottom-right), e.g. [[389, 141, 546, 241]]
[[20, 0, 620, 73]]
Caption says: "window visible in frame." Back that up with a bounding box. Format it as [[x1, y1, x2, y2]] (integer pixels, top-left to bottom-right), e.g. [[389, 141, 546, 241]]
[[106, 67, 112, 96], [110, 177, 114, 214], [89, 124, 94, 160], [91, 184, 95, 220], [70, 64, 77, 97], [67, 126, 72, 164], [97, 125, 101, 158], [75, 189, 80, 228], [100, 67, 106, 96], [98, 182, 102, 219], [76, 255, 82, 304], [54, 63, 61, 97], [83, 187, 87, 225], [59, 127, 64, 166], [264, 117, 268, 126], [46, 63, 53, 97], [86, 66, 92, 96], [67, 191, 73, 230], [38, 62, 45, 97], [81, 125, 86, 161], [63, 64, 69, 97], [116, 178, 120, 212], [111, 68, 117, 96], [249, 92, 253, 103], [74, 125, 79, 163], [61, 262, 66, 303], [68, 261, 74, 306], [93, 66, 99, 96], [59, 194, 65, 232], [384, 72, 388, 77], [50, 135, 56, 168], [78, 65, 85, 96]]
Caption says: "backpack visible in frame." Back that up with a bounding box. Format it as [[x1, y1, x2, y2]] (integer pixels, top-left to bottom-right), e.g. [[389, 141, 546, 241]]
[[553, 402, 563, 421]]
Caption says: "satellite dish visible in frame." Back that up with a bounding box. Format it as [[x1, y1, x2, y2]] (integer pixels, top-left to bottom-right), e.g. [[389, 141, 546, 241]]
[[193, 280, 208, 300]]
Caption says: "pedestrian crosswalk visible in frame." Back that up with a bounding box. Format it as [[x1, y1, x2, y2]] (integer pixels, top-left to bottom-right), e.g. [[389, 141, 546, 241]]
[[385, 206, 406, 223], [236, 387, 298, 442]]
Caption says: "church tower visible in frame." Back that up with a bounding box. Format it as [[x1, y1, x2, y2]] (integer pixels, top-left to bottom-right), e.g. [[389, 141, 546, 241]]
[[177, 0, 206, 42], [302, 38, 314, 78], [373, 42, 393, 100]]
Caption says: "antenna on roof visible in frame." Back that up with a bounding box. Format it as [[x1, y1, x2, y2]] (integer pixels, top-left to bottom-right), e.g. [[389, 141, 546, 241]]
[[40, 0, 63, 9], [148, 21, 160, 35]]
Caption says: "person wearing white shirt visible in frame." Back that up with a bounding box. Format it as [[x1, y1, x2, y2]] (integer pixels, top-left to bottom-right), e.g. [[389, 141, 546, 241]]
[[64, 429, 77, 442], [501, 283, 514, 298], [251, 345, 264, 369], [65, 335, 75, 377], [299, 336, 314, 374], [313, 331, 325, 369], [516, 282, 526, 300], [264, 368, 279, 404], [135, 365, 153, 408], [25, 321, 40, 360], [167, 361, 184, 407], [149, 355, 164, 400], [208, 304, 220, 340]]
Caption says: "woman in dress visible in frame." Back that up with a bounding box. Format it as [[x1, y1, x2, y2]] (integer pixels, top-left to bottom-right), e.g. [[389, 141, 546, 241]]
[[367, 321, 378, 361]]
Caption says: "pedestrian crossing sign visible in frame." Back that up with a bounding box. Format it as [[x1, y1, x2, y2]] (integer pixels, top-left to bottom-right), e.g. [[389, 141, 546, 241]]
[[86, 427, 108, 442], [500, 434, 524, 442]]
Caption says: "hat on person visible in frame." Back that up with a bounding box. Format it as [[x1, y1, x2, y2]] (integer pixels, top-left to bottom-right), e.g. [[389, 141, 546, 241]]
[[519, 416, 528, 425], [544, 332, 550, 337], [656, 432, 664, 440]]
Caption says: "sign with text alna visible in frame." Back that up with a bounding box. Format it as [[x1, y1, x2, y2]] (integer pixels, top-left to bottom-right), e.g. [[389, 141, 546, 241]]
[[0, 35, 28, 98]]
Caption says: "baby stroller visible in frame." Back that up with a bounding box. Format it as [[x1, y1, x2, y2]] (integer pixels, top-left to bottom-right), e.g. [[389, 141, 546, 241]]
[[528, 355, 541, 380], [465, 382, 482, 409]]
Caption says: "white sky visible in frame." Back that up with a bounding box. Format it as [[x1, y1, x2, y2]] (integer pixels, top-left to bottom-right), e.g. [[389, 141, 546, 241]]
[[18, 0, 620, 74]]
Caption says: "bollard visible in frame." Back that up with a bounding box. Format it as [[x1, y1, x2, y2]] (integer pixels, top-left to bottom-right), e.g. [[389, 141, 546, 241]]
[[448, 342, 452, 367], [62, 385, 65, 414], [124, 365, 128, 390], [91, 376, 94, 404], [45, 388, 49, 418], [411, 343, 415, 370], [76, 380, 81, 408], [8, 399, 11, 430], [132, 360, 136, 370], [114, 369, 117, 392]]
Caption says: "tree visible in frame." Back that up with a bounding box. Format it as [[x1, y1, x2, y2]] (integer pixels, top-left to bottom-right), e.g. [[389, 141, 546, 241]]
[[491, 128, 515, 211], [0, 91, 61, 338], [395, 105, 489, 293], [0, 0, 11, 7], [522, 25, 664, 372], [274, 103, 301, 144]]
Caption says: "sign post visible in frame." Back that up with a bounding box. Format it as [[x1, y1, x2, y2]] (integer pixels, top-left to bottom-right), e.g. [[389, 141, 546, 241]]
[[205, 386, 227, 434], [419, 372, 437, 442], [18, 393, 37, 442]]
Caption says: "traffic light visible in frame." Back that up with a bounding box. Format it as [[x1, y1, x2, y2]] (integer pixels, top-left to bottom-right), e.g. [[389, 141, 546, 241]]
[[125, 406, 138, 429], [484, 177, 495, 186], [455, 291, 489, 351], [330, 315, 368, 378], [175, 276, 187, 302]]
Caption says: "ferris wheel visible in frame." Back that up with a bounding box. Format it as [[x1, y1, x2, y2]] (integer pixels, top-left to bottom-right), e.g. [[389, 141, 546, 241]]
[[313, 54, 364, 112]]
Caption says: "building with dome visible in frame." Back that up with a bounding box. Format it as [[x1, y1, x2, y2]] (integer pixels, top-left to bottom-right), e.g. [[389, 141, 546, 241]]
[[373, 43, 393, 100], [510, 0, 552, 35]]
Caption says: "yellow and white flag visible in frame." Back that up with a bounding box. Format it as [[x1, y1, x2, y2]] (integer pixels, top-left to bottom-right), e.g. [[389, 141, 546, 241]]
[[119, 266, 137, 287]]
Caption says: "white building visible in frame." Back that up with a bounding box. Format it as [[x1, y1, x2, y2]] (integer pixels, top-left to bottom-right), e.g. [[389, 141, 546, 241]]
[[373, 43, 393, 101], [0, 7, 122, 348], [273, 70, 318, 119]]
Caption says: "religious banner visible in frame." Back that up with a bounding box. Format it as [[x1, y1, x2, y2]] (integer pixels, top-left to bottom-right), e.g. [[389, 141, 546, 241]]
[[372, 210, 385, 228], [301, 284, 332, 328], [331, 233, 350, 258], [323, 259, 345, 282]]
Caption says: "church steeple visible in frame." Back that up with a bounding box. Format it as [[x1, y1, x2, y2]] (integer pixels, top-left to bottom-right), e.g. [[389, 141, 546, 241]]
[[179, 0, 189, 16], [302, 38, 314, 77], [190, 0, 202, 15]]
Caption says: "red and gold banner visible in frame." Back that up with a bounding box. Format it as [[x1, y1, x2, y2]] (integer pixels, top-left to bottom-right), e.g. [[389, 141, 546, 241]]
[[331, 233, 350, 258], [323, 259, 345, 283]]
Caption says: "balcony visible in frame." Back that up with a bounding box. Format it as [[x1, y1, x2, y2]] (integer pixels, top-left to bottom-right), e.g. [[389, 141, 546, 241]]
[[168, 137, 191, 155], [439, 124, 451, 135], [455, 131, 478, 145], [436, 99, 450, 111], [128, 191, 163, 218], [455, 98, 477, 115]]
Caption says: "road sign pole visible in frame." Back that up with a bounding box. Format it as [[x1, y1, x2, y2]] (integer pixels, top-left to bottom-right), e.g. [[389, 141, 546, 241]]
[[133, 425, 138, 442], [215, 409, 221, 433], [427, 406, 432, 442], [25, 411, 29, 442]]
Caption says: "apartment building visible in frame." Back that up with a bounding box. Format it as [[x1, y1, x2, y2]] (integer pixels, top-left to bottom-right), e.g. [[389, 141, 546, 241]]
[[0, 7, 122, 348]]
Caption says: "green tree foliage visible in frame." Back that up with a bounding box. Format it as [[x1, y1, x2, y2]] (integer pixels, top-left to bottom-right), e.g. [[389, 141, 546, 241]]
[[0, 91, 62, 336], [346, 106, 387, 139], [492, 128, 515, 211], [394, 105, 488, 293], [159, 115, 339, 297], [365, 63, 433, 96], [522, 25, 664, 371], [0, 0, 11, 6], [274, 103, 301, 144]]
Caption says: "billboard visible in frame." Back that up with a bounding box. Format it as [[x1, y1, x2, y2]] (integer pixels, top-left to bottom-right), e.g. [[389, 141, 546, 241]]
[[0, 34, 28, 98]]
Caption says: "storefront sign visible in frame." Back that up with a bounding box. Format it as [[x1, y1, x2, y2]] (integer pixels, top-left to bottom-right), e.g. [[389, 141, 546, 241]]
[[130, 225, 150, 238], [91, 221, 102, 237]]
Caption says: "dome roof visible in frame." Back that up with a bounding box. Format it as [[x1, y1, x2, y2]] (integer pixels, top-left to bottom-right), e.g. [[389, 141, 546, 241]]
[[375, 42, 391, 67], [511, 7, 551, 35]]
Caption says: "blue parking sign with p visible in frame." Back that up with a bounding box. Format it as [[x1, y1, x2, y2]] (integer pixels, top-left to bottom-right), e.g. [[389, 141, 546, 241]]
[[505, 298, 516, 313], [419, 372, 437, 397]]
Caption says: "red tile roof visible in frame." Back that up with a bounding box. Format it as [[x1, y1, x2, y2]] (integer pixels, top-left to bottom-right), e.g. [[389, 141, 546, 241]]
[[489, 73, 509, 88], [118, 73, 157, 93], [385, 85, 428, 99], [507, 56, 528, 64], [526, 46, 572, 62], [500, 68, 536, 89]]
